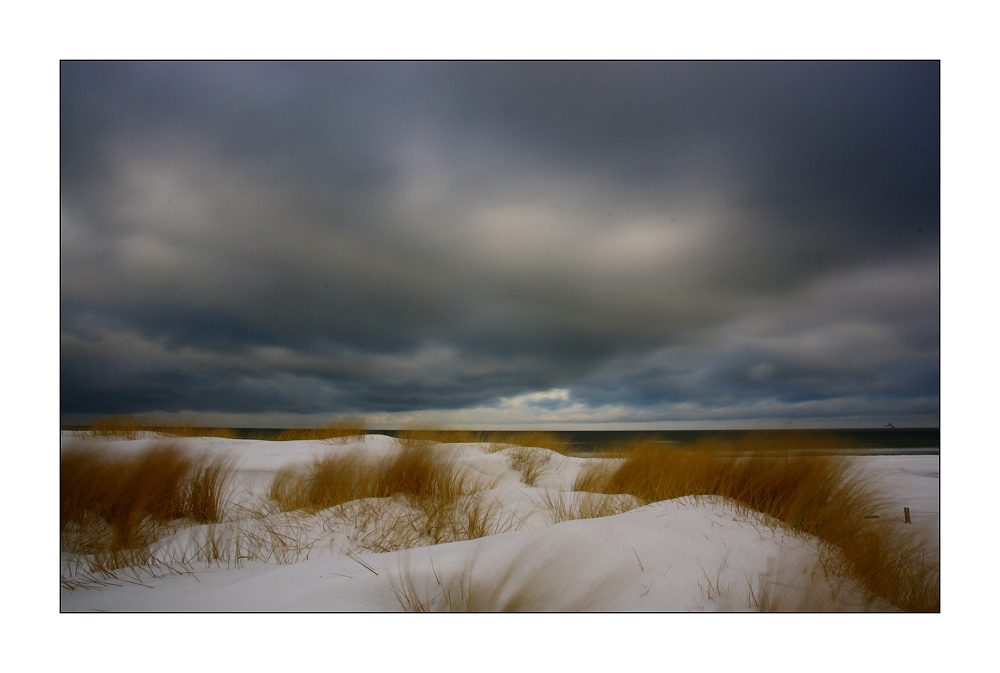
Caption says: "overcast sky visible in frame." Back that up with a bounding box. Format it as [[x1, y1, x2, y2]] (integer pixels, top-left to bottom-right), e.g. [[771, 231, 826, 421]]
[[60, 61, 939, 429]]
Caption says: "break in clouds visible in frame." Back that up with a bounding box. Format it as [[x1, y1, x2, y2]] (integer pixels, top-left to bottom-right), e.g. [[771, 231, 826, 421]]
[[60, 61, 939, 428]]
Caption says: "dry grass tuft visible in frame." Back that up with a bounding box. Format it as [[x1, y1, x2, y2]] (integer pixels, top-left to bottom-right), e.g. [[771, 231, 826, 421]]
[[274, 419, 368, 442], [269, 443, 474, 514], [61, 443, 235, 558], [505, 445, 551, 485], [394, 427, 484, 448], [268, 444, 516, 554], [484, 431, 572, 455], [539, 490, 641, 524], [160, 426, 242, 439], [380, 443, 472, 500], [454, 497, 519, 540], [575, 437, 938, 611], [186, 456, 237, 523], [355, 493, 518, 552], [573, 459, 622, 493], [88, 415, 151, 440], [269, 453, 373, 512], [83, 416, 243, 439]]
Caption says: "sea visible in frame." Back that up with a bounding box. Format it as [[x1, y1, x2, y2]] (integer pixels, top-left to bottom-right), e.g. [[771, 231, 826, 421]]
[[214, 427, 939, 456]]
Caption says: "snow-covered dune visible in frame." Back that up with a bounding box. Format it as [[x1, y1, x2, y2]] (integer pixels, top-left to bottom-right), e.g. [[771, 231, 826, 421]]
[[60, 433, 938, 612]]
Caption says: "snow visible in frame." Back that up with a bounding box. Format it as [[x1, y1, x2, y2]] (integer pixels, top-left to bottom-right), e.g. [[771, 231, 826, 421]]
[[60, 433, 939, 613]]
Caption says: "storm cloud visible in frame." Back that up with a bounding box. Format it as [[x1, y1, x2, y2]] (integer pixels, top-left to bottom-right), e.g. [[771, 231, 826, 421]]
[[61, 61, 939, 428]]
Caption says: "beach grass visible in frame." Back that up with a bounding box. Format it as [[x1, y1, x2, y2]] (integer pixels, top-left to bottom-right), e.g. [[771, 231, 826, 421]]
[[273, 419, 368, 442], [391, 557, 534, 612], [394, 427, 485, 447], [505, 445, 552, 485], [61, 443, 236, 569], [267, 443, 518, 553], [539, 490, 641, 524], [86, 415, 151, 440], [268, 443, 475, 513], [82, 415, 242, 439], [572, 437, 939, 611], [485, 431, 572, 455], [61, 431, 937, 611], [159, 426, 242, 439]]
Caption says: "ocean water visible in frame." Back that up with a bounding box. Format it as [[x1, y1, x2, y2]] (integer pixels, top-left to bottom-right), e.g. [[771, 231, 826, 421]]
[[220, 427, 939, 455], [63, 425, 938, 455], [488, 429, 939, 455]]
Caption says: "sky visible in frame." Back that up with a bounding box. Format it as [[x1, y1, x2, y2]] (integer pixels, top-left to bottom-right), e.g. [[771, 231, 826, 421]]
[[60, 61, 939, 429]]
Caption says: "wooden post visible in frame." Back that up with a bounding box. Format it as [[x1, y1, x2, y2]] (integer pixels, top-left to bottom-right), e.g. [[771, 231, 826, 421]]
[[904, 507, 911, 524]]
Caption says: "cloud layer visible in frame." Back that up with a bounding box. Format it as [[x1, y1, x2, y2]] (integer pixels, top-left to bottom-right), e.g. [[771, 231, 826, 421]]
[[61, 61, 939, 428]]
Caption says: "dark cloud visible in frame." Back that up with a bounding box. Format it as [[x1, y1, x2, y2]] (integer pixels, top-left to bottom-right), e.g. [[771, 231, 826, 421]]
[[61, 61, 939, 427]]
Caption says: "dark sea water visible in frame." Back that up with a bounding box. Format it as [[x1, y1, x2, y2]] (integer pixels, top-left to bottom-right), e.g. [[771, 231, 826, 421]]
[[499, 429, 937, 455], [62, 425, 939, 455], [219, 427, 939, 455]]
